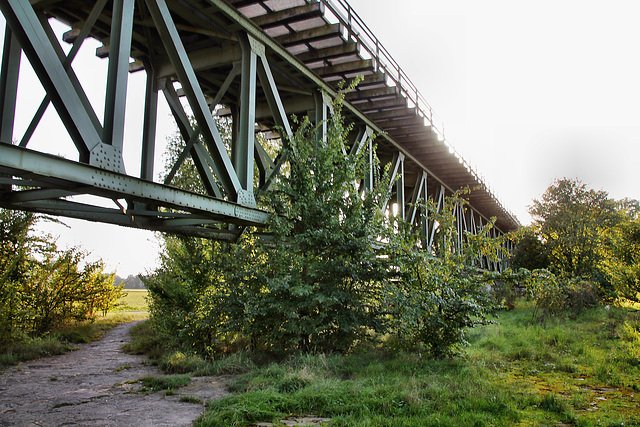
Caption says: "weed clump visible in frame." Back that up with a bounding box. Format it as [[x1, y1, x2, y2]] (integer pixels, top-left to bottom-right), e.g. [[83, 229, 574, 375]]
[[140, 375, 190, 392]]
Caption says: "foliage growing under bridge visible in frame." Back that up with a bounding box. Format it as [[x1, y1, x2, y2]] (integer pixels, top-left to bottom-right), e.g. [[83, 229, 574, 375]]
[[383, 191, 504, 357], [144, 97, 509, 358]]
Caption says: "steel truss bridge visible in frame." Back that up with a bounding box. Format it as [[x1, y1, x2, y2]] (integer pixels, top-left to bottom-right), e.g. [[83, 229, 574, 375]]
[[0, 0, 519, 270]]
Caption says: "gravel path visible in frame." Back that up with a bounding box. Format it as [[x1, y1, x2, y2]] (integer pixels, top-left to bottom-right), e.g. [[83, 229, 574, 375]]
[[0, 321, 231, 426]]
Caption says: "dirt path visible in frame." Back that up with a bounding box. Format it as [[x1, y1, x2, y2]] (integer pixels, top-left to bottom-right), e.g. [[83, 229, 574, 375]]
[[0, 321, 231, 426]]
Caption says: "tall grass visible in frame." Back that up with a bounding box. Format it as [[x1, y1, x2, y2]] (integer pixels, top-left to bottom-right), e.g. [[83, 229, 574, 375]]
[[196, 352, 519, 426], [123, 302, 640, 426], [190, 301, 640, 426]]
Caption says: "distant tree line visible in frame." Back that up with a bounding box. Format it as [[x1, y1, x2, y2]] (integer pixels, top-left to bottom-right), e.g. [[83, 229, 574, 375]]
[[114, 274, 145, 289]]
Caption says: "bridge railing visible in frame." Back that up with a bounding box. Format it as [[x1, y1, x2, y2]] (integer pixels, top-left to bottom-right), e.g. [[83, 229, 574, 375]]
[[313, 0, 518, 225]]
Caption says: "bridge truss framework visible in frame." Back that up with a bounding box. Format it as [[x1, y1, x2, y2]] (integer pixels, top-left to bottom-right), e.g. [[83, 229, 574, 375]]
[[0, 0, 518, 270]]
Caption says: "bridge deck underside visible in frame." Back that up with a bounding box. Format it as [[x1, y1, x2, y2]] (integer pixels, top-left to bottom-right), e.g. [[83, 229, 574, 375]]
[[0, 0, 518, 237]]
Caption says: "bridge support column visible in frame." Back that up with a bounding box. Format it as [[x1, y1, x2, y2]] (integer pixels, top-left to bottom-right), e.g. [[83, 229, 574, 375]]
[[0, 26, 20, 145], [405, 171, 428, 247], [492, 227, 499, 271], [477, 216, 486, 269], [140, 60, 158, 182], [383, 152, 405, 219], [314, 91, 333, 144], [350, 126, 374, 193], [103, 0, 134, 152], [406, 171, 427, 227], [217, 32, 292, 195], [235, 33, 258, 195], [395, 155, 405, 220], [427, 185, 445, 253]]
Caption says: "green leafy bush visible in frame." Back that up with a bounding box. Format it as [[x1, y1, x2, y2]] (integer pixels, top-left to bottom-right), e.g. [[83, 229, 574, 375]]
[[384, 193, 501, 357], [146, 95, 509, 359], [146, 93, 391, 355], [0, 209, 123, 346], [523, 270, 598, 320]]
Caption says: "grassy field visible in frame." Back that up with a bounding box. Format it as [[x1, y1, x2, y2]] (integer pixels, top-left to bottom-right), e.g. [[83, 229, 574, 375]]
[[128, 301, 640, 427], [117, 289, 149, 312]]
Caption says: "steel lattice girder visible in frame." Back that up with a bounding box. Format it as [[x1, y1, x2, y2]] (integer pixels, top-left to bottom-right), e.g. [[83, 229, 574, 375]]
[[0, 0, 516, 266]]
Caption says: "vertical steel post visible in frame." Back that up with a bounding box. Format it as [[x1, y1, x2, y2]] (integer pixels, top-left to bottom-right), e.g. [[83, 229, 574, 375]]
[[365, 136, 373, 192], [423, 180, 430, 247], [352, 127, 374, 193], [140, 61, 158, 181], [236, 33, 257, 193], [395, 156, 405, 220], [491, 227, 500, 271], [383, 151, 405, 215], [0, 26, 20, 144], [411, 172, 428, 248], [314, 91, 332, 144], [407, 171, 426, 225], [103, 0, 135, 150], [428, 185, 445, 252], [477, 216, 486, 269]]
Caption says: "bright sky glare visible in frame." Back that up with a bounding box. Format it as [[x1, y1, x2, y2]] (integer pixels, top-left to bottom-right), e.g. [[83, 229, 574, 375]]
[[2, 0, 639, 276]]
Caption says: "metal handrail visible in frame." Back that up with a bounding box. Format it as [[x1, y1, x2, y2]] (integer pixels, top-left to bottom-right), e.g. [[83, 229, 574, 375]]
[[314, 0, 519, 225]]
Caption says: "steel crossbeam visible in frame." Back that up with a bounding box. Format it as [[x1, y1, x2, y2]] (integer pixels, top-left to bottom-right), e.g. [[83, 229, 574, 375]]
[[0, 143, 268, 232]]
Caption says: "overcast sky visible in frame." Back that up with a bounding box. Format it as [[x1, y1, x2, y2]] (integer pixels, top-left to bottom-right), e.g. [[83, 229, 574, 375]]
[[3, 0, 639, 276], [348, 0, 640, 219]]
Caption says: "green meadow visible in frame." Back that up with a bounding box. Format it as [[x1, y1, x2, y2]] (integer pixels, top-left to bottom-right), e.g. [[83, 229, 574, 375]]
[[128, 301, 640, 426], [117, 289, 149, 312]]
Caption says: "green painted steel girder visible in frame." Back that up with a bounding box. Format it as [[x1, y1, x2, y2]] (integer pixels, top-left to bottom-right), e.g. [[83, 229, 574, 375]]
[[0, 144, 270, 226], [236, 33, 258, 193], [102, 0, 135, 150], [0, 26, 20, 143]]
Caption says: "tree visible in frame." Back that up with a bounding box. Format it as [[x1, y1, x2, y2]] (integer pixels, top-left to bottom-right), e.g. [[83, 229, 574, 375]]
[[524, 178, 640, 304], [146, 94, 391, 354], [25, 246, 120, 333], [253, 102, 391, 353], [510, 225, 549, 271], [0, 208, 122, 342], [530, 178, 618, 278], [384, 192, 501, 357], [600, 205, 640, 302], [0, 209, 38, 342]]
